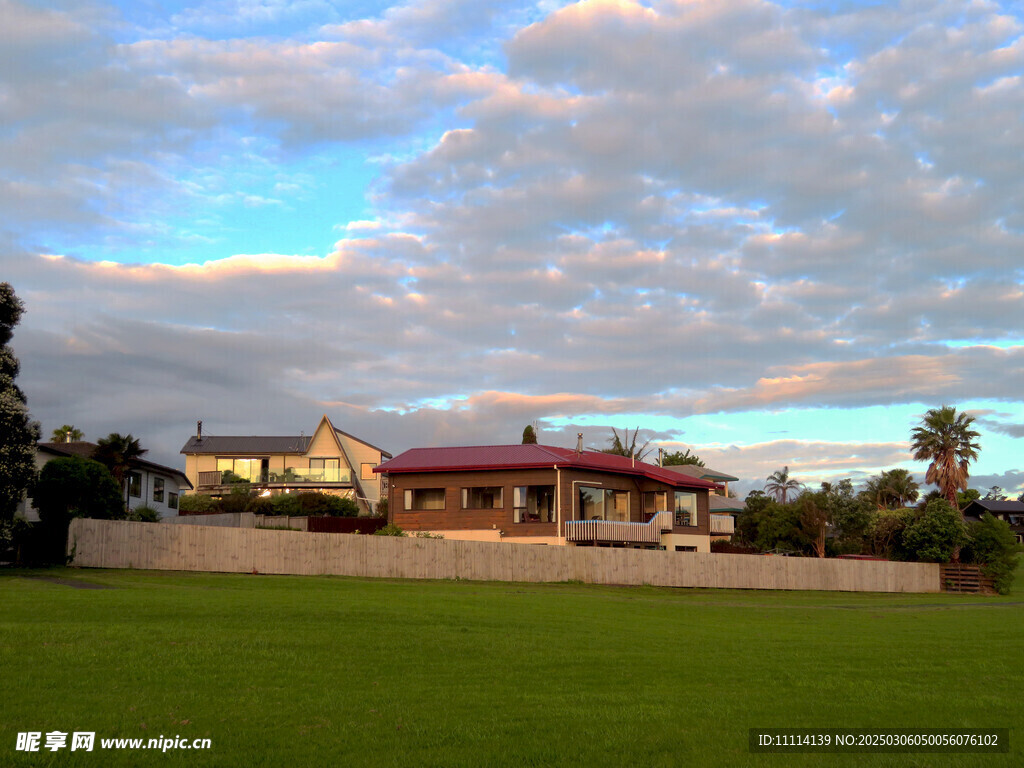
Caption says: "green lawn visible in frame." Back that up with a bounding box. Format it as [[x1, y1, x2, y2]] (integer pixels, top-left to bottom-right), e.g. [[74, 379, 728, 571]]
[[1, 567, 1020, 767]]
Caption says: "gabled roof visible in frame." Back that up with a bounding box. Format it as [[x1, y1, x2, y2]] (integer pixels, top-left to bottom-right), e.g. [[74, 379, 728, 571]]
[[39, 442, 192, 489], [180, 435, 311, 455], [661, 464, 739, 483], [375, 444, 720, 490], [963, 498, 1024, 517], [332, 427, 392, 459]]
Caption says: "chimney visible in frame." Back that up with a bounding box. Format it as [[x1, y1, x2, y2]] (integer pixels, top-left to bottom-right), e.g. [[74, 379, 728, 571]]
[[658, 447, 664, 467], [575, 432, 583, 456], [196, 420, 203, 442]]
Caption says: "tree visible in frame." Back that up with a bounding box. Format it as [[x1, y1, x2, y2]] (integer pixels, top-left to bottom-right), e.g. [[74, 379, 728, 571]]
[[963, 513, 1022, 594], [34, 457, 125, 526], [983, 486, 1007, 501], [860, 469, 919, 509], [819, 479, 874, 554], [93, 433, 148, 508], [50, 425, 84, 443], [795, 491, 828, 558], [521, 424, 538, 444], [661, 449, 704, 467], [910, 405, 981, 511], [600, 427, 653, 460], [0, 283, 41, 526], [902, 498, 967, 563], [764, 466, 802, 504]]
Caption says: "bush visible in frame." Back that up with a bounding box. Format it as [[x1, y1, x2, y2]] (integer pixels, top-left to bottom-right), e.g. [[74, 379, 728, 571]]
[[373, 523, 407, 537], [178, 494, 219, 514], [963, 513, 1022, 595], [902, 499, 967, 563], [375, 497, 388, 518], [34, 457, 125, 525], [126, 505, 161, 523], [867, 509, 915, 560]]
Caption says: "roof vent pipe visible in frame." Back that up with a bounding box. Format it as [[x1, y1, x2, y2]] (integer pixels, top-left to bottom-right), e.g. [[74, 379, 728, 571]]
[[196, 420, 203, 442], [658, 447, 664, 467], [575, 433, 583, 456], [66, 430, 73, 444]]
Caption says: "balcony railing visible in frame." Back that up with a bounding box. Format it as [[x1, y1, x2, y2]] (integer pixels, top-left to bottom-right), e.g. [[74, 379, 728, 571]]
[[196, 468, 352, 488], [565, 510, 673, 545], [710, 514, 735, 535]]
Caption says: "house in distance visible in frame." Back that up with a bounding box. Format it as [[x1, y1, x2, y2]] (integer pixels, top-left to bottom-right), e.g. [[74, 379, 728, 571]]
[[180, 416, 390, 515], [374, 439, 726, 551]]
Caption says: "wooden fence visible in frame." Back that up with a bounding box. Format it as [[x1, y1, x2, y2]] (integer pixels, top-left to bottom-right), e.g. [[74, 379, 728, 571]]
[[66, 518, 942, 593], [940, 564, 996, 594]]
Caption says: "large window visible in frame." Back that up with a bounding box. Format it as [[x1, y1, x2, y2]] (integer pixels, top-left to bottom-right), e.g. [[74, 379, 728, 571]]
[[674, 491, 698, 527], [217, 458, 268, 483], [361, 463, 377, 480], [404, 488, 446, 511], [578, 487, 629, 522], [152, 477, 165, 503], [127, 471, 141, 499], [643, 491, 668, 519], [514, 485, 555, 523], [309, 458, 341, 481], [462, 487, 503, 510]]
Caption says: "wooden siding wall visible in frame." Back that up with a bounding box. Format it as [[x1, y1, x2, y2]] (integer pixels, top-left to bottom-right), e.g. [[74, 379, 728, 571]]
[[389, 468, 713, 537], [67, 518, 941, 594]]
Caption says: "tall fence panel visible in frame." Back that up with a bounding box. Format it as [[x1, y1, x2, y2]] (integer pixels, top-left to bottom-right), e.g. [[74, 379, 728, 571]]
[[67, 518, 942, 593]]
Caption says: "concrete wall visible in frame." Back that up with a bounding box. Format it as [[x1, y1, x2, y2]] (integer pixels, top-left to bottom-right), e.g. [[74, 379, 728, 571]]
[[68, 518, 941, 593]]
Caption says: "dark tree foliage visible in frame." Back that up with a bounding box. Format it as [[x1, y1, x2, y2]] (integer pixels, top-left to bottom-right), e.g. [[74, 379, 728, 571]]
[[33, 457, 126, 526], [521, 425, 538, 444], [901, 498, 967, 563], [0, 283, 41, 524], [599, 427, 653, 460], [661, 449, 704, 467], [962, 513, 1022, 594]]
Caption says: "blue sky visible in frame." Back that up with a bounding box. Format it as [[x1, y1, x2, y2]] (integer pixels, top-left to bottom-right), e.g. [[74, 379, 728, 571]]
[[2, 0, 1022, 497]]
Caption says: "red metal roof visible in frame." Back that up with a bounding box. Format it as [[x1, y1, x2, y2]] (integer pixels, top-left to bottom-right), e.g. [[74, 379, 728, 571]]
[[375, 444, 720, 490]]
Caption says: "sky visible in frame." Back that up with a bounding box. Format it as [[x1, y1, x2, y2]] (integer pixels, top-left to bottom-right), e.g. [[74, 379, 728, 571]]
[[2, 0, 1023, 498]]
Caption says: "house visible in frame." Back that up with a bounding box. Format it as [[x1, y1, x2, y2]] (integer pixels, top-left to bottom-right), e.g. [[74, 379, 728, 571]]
[[963, 499, 1024, 543], [19, 441, 192, 521], [180, 416, 391, 515], [374, 441, 724, 551], [660, 464, 743, 539]]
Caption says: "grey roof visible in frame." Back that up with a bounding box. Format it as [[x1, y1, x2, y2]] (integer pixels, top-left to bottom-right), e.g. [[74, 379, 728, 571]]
[[708, 494, 746, 513], [963, 499, 1024, 517], [38, 442, 192, 489], [180, 435, 311, 455], [661, 464, 740, 483]]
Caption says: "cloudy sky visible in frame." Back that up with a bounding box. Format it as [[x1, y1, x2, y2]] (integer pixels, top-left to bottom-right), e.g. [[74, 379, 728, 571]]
[[3, 0, 1022, 497]]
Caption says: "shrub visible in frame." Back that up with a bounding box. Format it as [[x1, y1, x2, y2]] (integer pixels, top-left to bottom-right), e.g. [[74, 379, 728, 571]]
[[901, 499, 967, 563], [126, 505, 161, 523], [178, 494, 219, 514], [963, 513, 1022, 595], [375, 497, 388, 518], [373, 523, 407, 537]]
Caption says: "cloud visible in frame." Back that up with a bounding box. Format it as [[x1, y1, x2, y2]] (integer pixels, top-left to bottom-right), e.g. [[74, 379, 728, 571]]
[[3, 0, 1023, 482]]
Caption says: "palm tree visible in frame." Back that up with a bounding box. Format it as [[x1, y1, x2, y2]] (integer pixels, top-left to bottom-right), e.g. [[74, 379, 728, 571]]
[[764, 466, 802, 504], [94, 433, 148, 509], [50, 424, 83, 443], [861, 468, 919, 509], [882, 468, 920, 507], [600, 427, 653, 461], [910, 405, 981, 512]]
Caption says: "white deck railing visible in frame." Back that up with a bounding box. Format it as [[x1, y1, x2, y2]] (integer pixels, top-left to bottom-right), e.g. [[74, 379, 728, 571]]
[[565, 510, 673, 545], [710, 514, 735, 534]]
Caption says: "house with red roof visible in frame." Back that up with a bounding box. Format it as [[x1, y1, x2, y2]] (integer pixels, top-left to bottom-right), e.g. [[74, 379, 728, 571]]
[[374, 440, 724, 551]]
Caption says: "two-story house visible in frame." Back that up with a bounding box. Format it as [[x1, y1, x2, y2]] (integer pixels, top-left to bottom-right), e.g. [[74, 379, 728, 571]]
[[180, 416, 391, 515]]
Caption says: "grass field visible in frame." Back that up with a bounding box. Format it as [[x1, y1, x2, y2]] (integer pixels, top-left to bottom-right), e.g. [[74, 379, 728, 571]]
[[1, 567, 1021, 767]]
